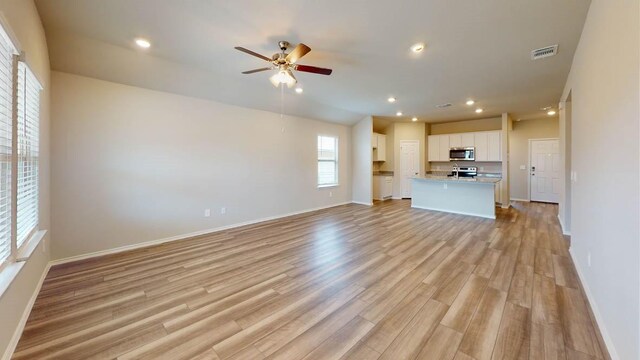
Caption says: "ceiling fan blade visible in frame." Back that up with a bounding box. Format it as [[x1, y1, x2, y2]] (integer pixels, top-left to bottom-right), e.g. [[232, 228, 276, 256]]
[[295, 64, 333, 75], [234, 46, 272, 62], [285, 43, 311, 64], [241, 67, 272, 74]]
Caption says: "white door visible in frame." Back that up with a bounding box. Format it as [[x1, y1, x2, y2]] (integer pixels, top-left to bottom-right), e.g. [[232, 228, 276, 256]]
[[400, 140, 420, 198], [530, 139, 561, 203]]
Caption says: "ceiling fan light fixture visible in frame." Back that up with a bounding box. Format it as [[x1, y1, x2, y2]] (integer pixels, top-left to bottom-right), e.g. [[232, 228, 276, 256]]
[[269, 70, 297, 88]]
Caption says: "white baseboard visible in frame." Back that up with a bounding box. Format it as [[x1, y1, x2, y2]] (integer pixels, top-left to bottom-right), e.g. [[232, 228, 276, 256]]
[[557, 214, 571, 236], [50, 201, 352, 266], [568, 248, 618, 360], [510, 198, 530, 202], [391, 197, 403, 200], [500, 204, 511, 209], [2, 263, 51, 360], [351, 201, 373, 206]]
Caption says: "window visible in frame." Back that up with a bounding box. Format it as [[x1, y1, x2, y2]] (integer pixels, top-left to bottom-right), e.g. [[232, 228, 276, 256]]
[[0, 20, 41, 273], [317, 135, 338, 187], [16, 61, 40, 247], [0, 24, 17, 270]]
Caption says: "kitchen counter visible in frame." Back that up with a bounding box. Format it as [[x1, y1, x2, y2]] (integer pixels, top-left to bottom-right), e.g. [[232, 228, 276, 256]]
[[414, 175, 501, 184], [411, 175, 498, 219]]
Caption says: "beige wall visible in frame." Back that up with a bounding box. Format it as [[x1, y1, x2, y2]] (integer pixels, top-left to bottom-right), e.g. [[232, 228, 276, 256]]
[[429, 117, 502, 135], [351, 116, 372, 205], [0, 0, 51, 357], [560, 0, 639, 358], [50, 72, 353, 259], [508, 118, 559, 200]]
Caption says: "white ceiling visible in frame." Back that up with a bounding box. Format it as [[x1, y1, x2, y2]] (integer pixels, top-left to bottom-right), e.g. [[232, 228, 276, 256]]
[[35, 0, 590, 125]]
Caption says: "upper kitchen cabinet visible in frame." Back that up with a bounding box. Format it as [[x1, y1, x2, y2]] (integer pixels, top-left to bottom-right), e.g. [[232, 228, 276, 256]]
[[487, 131, 501, 161], [372, 133, 386, 161], [428, 130, 501, 162], [428, 135, 439, 162], [474, 132, 489, 161]]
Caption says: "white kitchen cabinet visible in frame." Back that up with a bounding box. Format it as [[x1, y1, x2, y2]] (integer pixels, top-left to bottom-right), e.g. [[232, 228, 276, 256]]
[[371, 133, 378, 149], [474, 132, 489, 161], [428, 135, 439, 162], [461, 133, 475, 147], [373, 176, 393, 200], [373, 134, 386, 161], [438, 135, 450, 161], [449, 134, 462, 148], [488, 131, 501, 161], [427, 130, 502, 163]]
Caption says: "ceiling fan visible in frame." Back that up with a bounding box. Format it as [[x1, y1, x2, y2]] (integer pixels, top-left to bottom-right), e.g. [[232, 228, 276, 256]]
[[235, 41, 332, 88]]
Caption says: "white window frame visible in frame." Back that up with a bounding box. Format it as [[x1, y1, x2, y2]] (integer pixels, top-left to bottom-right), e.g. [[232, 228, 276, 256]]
[[0, 15, 44, 294], [317, 135, 339, 188]]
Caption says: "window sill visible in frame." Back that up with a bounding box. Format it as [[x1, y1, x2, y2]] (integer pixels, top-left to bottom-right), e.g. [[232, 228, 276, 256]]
[[318, 184, 339, 189], [0, 230, 46, 299]]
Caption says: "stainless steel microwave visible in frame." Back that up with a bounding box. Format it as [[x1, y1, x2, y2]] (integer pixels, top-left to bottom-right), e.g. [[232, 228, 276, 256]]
[[449, 147, 475, 161]]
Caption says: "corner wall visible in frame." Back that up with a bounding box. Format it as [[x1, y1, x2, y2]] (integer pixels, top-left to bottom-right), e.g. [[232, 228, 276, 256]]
[[351, 116, 372, 205], [0, 0, 51, 356], [50, 72, 353, 259], [560, 0, 639, 358]]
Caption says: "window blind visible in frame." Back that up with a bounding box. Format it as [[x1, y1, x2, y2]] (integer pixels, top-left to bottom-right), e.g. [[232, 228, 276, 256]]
[[317, 135, 338, 186], [16, 61, 40, 248], [0, 26, 16, 268]]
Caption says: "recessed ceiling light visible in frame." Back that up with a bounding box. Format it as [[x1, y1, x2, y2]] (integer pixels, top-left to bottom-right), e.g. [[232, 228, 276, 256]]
[[411, 43, 425, 53], [295, 87, 303, 94], [466, 100, 475, 106], [412, 117, 418, 122], [387, 97, 396, 103], [475, 108, 483, 113], [547, 110, 556, 116], [396, 111, 403, 116], [135, 38, 151, 48]]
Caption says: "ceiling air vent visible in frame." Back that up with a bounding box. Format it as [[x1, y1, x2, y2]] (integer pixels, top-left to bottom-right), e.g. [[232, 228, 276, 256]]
[[531, 45, 558, 60], [436, 103, 452, 109]]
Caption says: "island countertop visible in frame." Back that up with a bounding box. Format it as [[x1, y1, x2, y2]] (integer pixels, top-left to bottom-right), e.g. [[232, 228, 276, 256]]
[[413, 175, 501, 184]]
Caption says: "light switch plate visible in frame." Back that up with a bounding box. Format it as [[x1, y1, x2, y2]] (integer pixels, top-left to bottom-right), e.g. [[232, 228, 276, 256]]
[[520, 165, 526, 170]]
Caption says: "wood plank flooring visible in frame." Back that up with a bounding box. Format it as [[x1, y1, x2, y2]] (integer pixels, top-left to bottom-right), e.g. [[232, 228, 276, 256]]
[[13, 200, 609, 360]]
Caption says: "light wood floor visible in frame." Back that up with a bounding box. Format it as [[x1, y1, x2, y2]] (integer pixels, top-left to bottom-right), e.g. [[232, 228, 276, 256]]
[[13, 200, 609, 360]]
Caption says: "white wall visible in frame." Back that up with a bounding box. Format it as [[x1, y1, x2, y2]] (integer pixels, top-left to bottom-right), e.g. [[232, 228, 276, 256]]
[[50, 72, 352, 259], [561, 0, 639, 358], [351, 116, 372, 205], [0, 0, 51, 356]]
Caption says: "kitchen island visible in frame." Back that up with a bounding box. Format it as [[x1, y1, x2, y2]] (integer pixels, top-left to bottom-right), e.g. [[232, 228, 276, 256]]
[[411, 175, 501, 219]]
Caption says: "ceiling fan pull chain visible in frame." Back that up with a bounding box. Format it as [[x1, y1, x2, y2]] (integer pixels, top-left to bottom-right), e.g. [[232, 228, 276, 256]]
[[280, 82, 284, 119]]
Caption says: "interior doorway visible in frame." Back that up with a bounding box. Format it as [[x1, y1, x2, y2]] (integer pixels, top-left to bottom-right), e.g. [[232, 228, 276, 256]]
[[529, 138, 561, 203], [399, 140, 420, 198]]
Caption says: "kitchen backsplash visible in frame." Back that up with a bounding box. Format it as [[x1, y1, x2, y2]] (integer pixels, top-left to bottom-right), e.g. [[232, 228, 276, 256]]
[[429, 161, 502, 173]]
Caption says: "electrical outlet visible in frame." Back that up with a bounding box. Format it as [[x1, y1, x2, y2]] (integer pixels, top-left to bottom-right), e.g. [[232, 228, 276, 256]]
[[587, 252, 591, 267], [204, 209, 211, 217], [329, 191, 333, 197], [443, 183, 448, 190], [520, 165, 526, 170], [479, 166, 484, 172], [220, 207, 226, 215]]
